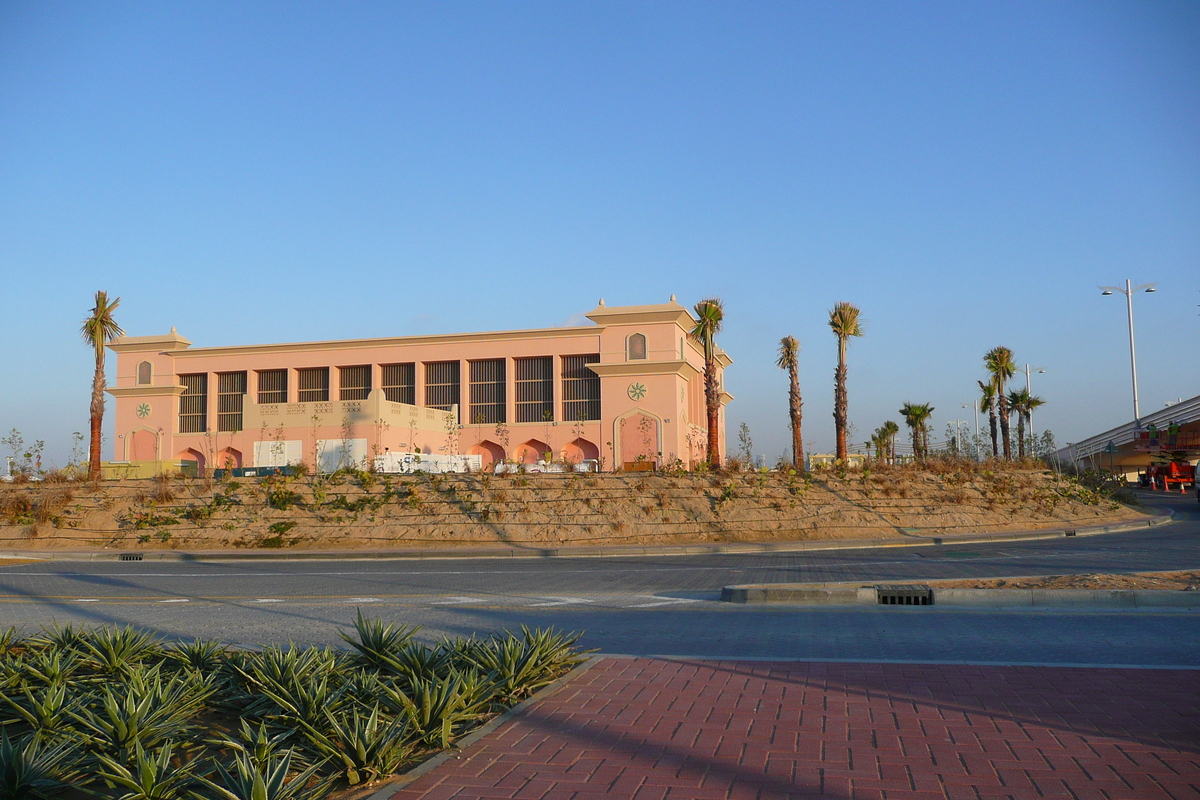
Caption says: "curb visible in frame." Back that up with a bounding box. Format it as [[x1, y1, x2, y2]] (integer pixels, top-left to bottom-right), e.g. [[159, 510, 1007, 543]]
[[721, 583, 1200, 608], [0, 510, 1173, 564], [364, 656, 599, 800]]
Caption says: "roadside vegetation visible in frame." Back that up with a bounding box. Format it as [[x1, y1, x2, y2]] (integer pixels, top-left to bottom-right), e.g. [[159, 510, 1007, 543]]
[[0, 615, 586, 798]]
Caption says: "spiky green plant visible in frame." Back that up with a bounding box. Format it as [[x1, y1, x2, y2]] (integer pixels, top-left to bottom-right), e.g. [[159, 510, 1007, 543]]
[[195, 747, 331, 800], [0, 730, 82, 800], [26, 622, 87, 655], [93, 743, 198, 800], [208, 720, 302, 770], [0, 683, 79, 741], [463, 627, 586, 705], [403, 669, 493, 748], [0, 627, 20, 657], [338, 610, 420, 670], [165, 639, 229, 674], [14, 649, 86, 689], [81, 625, 165, 677], [72, 665, 213, 765], [301, 704, 414, 786]]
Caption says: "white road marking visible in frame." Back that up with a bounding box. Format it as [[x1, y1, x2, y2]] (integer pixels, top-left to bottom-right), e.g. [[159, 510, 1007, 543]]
[[74, 598, 99, 602], [429, 596, 485, 605], [529, 597, 595, 607], [345, 597, 380, 603], [628, 596, 704, 608], [158, 599, 189, 603], [252, 599, 284, 603]]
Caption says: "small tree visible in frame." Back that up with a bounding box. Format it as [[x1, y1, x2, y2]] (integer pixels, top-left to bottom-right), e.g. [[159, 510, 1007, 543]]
[[775, 336, 803, 471], [736, 422, 753, 465], [80, 291, 123, 480], [827, 302, 863, 462], [690, 297, 726, 467]]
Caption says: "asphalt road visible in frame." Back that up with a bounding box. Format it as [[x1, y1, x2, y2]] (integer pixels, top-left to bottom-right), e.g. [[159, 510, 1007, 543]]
[[1, 492, 1196, 665]]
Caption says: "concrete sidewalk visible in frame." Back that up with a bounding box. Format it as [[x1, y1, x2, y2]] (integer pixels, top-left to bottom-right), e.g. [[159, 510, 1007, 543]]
[[381, 657, 1199, 800]]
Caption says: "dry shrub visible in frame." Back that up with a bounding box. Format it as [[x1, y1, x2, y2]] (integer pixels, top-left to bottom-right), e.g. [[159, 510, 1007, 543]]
[[0, 489, 34, 524], [152, 473, 176, 503]]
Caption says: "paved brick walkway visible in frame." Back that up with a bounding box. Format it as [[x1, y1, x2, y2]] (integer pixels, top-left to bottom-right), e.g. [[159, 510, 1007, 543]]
[[388, 658, 1200, 800]]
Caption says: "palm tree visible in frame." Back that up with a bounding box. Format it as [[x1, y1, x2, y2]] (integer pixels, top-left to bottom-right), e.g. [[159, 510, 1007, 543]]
[[1006, 389, 1045, 459], [984, 346, 1017, 459], [869, 427, 888, 461], [81, 291, 123, 480], [691, 297, 725, 468], [775, 336, 803, 470], [882, 420, 900, 463], [899, 403, 934, 460], [827, 302, 863, 462], [977, 380, 998, 459]]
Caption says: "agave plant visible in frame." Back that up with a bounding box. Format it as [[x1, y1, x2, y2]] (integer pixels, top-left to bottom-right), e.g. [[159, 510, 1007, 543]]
[[196, 747, 331, 800], [208, 719, 302, 769], [301, 704, 414, 786], [72, 665, 213, 765], [0, 627, 21, 657], [26, 622, 88, 654], [93, 743, 199, 800], [373, 641, 452, 685], [165, 639, 229, 674], [404, 669, 493, 748], [0, 730, 82, 800], [465, 627, 586, 705], [1, 683, 80, 741], [81, 625, 165, 677], [338, 610, 420, 671], [14, 648, 86, 689]]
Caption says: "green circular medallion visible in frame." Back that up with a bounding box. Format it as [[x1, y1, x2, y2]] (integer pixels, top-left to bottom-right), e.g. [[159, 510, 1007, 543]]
[[136, 403, 151, 419], [627, 383, 647, 401]]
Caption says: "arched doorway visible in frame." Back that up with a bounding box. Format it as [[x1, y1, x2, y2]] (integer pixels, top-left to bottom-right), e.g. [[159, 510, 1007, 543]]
[[217, 447, 242, 470], [563, 438, 599, 464], [618, 412, 659, 469], [467, 439, 506, 468], [515, 439, 550, 464], [129, 429, 157, 462], [178, 448, 205, 476]]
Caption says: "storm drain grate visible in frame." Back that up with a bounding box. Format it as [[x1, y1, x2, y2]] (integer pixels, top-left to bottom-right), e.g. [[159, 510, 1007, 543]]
[[875, 584, 933, 605], [119, 554, 143, 562]]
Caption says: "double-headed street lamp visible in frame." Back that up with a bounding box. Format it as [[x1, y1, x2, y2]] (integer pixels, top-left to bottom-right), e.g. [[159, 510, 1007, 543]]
[[1099, 280, 1156, 422], [1024, 364, 1046, 439]]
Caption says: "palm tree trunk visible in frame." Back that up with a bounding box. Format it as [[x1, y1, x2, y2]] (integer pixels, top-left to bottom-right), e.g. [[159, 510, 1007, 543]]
[[833, 339, 848, 461], [988, 410, 999, 458], [705, 356, 720, 467], [88, 349, 105, 480], [910, 428, 920, 461], [1016, 414, 1026, 460], [789, 366, 803, 471], [999, 396, 1012, 460]]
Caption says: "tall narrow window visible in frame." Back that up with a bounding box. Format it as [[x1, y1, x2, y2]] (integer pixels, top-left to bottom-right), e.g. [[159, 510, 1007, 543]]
[[179, 374, 208, 433], [562, 355, 601, 421], [137, 361, 152, 385], [381, 363, 415, 404], [257, 369, 287, 404], [627, 333, 647, 360], [468, 359, 506, 424], [339, 365, 371, 400], [424, 361, 460, 416], [297, 367, 330, 403], [515, 356, 553, 423], [217, 372, 247, 432]]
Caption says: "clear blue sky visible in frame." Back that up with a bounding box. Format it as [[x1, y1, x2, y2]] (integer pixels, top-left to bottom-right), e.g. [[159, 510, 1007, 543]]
[[2, 1, 1197, 466]]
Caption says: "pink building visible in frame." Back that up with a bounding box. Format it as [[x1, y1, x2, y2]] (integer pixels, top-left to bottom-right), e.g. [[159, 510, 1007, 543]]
[[106, 298, 732, 474]]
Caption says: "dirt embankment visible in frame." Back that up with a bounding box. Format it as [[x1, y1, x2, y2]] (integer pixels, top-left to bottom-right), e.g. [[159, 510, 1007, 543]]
[[927, 571, 1200, 591], [0, 462, 1148, 552]]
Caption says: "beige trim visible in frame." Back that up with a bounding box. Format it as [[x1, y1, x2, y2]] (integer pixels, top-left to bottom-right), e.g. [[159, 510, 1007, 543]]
[[108, 330, 192, 353], [163, 326, 603, 359], [106, 385, 187, 398], [718, 390, 734, 406], [715, 350, 733, 368], [586, 301, 694, 328], [586, 360, 701, 379]]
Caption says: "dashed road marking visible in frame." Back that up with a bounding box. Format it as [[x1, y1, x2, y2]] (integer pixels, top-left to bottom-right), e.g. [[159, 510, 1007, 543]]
[[430, 596, 486, 605], [252, 599, 283, 603], [530, 597, 595, 607], [628, 596, 704, 608], [158, 599, 189, 603]]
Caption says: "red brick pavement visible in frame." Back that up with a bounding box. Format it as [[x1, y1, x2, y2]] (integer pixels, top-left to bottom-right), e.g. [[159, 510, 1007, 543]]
[[387, 659, 1200, 800]]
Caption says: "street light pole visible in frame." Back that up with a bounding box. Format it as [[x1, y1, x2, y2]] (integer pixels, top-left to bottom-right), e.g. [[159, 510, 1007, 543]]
[[1100, 279, 1156, 423], [962, 401, 980, 461], [1024, 364, 1046, 440]]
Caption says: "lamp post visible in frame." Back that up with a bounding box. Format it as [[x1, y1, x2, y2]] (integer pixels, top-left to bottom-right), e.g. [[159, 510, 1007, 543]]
[[962, 401, 980, 461], [1024, 365, 1046, 440], [1099, 280, 1156, 422]]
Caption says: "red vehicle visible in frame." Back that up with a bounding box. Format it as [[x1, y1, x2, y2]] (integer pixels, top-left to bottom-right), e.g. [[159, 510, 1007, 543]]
[[1144, 461, 1197, 493]]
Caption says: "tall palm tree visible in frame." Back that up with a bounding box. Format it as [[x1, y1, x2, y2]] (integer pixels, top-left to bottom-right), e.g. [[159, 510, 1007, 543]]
[[775, 336, 803, 470], [81, 291, 123, 480], [691, 297, 725, 468], [984, 346, 1017, 459], [882, 420, 900, 463], [1006, 389, 1045, 460], [977, 380, 998, 459], [827, 302, 863, 462], [899, 403, 934, 460]]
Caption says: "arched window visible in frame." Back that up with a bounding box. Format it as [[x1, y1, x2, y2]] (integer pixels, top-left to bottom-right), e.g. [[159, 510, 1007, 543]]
[[137, 361, 152, 385], [626, 333, 647, 361]]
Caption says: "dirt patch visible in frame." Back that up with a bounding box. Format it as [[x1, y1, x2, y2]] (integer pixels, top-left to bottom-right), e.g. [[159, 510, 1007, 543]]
[[0, 462, 1148, 552], [927, 571, 1200, 591]]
